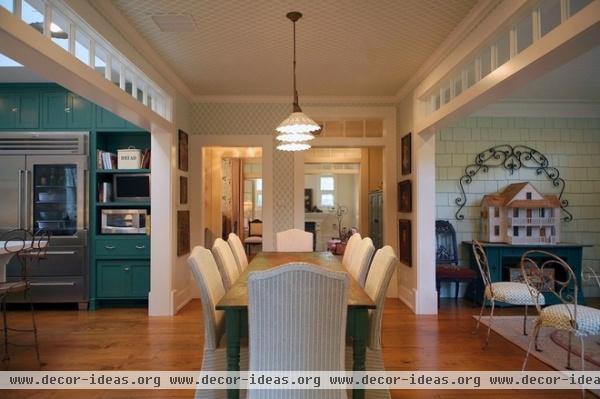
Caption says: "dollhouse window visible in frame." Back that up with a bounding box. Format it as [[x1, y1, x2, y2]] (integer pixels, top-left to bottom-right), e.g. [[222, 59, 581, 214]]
[[494, 207, 499, 217], [540, 208, 545, 217], [526, 227, 532, 236], [513, 227, 519, 236], [551, 226, 556, 236], [513, 208, 519, 217], [526, 192, 532, 199], [494, 225, 500, 236]]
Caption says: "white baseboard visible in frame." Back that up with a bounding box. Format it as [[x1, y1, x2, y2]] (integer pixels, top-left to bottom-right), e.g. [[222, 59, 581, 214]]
[[171, 286, 193, 314], [397, 285, 416, 312]]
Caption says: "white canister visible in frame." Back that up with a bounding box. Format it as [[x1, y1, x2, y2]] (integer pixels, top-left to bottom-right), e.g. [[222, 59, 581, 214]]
[[117, 147, 142, 169]]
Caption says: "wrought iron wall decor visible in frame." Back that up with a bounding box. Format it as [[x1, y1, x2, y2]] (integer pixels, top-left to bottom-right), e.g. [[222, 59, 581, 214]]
[[455, 144, 572, 222]]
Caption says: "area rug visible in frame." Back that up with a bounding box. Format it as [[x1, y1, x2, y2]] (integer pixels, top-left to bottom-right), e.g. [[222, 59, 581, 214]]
[[474, 315, 600, 372]]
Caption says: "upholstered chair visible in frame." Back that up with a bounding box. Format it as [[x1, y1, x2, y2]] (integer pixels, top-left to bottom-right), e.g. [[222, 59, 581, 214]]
[[247, 263, 348, 399], [187, 246, 248, 399], [227, 233, 248, 272], [212, 238, 241, 290], [342, 232, 362, 269], [348, 237, 375, 287], [275, 228, 313, 252]]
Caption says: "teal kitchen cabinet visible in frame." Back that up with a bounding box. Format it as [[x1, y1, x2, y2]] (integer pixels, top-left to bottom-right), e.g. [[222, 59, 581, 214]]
[[96, 107, 127, 129], [0, 92, 39, 129], [96, 260, 150, 299], [41, 91, 93, 129]]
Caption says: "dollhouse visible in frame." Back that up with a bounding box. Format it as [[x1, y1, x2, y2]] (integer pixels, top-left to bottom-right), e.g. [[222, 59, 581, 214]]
[[480, 182, 561, 245]]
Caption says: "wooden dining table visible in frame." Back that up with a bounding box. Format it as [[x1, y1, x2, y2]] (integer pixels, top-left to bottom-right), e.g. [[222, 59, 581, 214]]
[[216, 251, 375, 399]]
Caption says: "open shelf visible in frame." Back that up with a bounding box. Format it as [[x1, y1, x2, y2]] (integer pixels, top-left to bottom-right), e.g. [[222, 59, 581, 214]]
[[96, 201, 150, 207], [96, 169, 151, 174]]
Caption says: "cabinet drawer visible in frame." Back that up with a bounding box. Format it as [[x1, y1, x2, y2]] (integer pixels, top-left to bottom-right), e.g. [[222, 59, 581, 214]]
[[6, 276, 86, 303], [96, 237, 150, 258], [6, 246, 86, 277]]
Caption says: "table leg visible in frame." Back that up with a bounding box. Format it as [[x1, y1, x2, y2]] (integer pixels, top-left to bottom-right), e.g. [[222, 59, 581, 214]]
[[225, 309, 241, 399], [349, 308, 368, 399]]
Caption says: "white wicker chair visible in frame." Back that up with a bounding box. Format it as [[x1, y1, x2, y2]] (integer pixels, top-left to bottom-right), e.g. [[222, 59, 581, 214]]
[[472, 240, 545, 347], [342, 232, 362, 269], [275, 229, 313, 252], [521, 251, 600, 372], [212, 238, 241, 290], [228, 233, 248, 272], [343, 246, 396, 399], [248, 263, 348, 399], [347, 237, 375, 287], [187, 246, 249, 399]]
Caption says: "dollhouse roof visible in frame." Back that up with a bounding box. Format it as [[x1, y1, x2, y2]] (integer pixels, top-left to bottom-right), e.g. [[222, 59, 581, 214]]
[[481, 182, 561, 208]]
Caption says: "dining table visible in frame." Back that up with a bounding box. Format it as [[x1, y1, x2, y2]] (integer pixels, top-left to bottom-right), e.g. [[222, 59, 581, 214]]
[[216, 251, 375, 399]]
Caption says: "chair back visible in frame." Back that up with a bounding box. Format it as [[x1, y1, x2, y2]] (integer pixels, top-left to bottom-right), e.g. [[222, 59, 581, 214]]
[[585, 266, 600, 289], [187, 246, 225, 350], [435, 220, 458, 265], [342, 232, 361, 269], [248, 219, 263, 237], [212, 238, 241, 290], [472, 240, 492, 289], [1, 229, 49, 280], [520, 250, 577, 316], [348, 237, 375, 286], [364, 246, 397, 349], [248, 263, 348, 375], [227, 233, 248, 272], [276, 229, 313, 252]]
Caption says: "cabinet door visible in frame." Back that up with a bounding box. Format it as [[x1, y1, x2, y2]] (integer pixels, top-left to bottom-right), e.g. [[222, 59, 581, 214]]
[[41, 92, 68, 129], [128, 262, 150, 298], [0, 93, 16, 128], [16, 93, 39, 129], [96, 107, 128, 129], [97, 261, 126, 298], [68, 94, 93, 128]]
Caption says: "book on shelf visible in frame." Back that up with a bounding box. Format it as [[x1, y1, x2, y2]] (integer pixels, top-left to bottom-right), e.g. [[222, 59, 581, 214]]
[[140, 149, 151, 169], [99, 151, 118, 170]]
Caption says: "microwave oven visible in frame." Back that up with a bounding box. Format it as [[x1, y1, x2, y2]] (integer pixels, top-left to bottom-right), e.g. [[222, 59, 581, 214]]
[[101, 209, 147, 234], [113, 173, 150, 202]]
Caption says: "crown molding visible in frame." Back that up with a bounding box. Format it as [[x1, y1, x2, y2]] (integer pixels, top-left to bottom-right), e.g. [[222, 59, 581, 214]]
[[87, 0, 195, 101], [473, 99, 600, 118], [395, 0, 502, 100], [193, 95, 398, 104]]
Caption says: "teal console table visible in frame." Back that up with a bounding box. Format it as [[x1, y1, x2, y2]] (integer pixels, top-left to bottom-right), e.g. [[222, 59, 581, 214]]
[[462, 242, 589, 306]]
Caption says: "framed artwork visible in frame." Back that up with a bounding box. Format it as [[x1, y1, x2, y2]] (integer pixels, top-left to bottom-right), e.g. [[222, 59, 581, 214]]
[[304, 188, 313, 212], [178, 130, 189, 172], [179, 176, 188, 205], [401, 133, 412, 175], [398, 219, 412, 266], [398, 179, 412, 213], [177, 210, 190, 256], [510, 267, 555, 292]]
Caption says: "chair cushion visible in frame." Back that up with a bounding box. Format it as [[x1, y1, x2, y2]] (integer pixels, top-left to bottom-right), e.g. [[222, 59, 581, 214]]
[[540, 304, 600, 336], [436, 265, 477, 280], [485, 281, 545, 305], [243, 236, 262, 244]]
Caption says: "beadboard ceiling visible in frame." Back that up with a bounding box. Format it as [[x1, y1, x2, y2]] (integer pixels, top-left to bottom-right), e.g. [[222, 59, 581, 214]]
[[109, 0, 478, 96]]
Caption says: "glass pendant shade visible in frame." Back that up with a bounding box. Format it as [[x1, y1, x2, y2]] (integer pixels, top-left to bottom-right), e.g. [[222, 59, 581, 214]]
[[276, 142, 312, 152]]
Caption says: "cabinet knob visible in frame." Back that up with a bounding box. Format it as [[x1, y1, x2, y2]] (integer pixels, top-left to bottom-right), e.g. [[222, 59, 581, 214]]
[[64, 107, 71, 113], [11, 107, 18, 112], [123, 267, 130, 272], [135, 245, 146, 250], [104, 245, 115, 250]]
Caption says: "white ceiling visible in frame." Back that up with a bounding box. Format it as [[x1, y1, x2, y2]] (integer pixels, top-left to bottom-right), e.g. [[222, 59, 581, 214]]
[[109, 0, 478, 96]]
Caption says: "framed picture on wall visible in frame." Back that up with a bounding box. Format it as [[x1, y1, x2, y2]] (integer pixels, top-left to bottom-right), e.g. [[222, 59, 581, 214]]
[[180, 176, 188, 205], [178, 130, 189, 172], [401, 133, 412, 175], [398, 219, 412, 266], [177, 210, 190, 256], [398, 179, 412, 213]]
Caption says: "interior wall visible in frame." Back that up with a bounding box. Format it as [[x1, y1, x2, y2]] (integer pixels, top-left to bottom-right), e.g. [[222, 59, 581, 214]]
[[436, 116, 600, 297]]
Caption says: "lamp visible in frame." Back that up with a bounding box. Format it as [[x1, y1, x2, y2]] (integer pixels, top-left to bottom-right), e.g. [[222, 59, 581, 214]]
[[275, 12, 319, 151]]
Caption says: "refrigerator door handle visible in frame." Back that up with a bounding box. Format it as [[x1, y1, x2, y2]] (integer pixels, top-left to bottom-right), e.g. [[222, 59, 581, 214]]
[[18, 169, 24, 229], [24, 169, 31, 231]]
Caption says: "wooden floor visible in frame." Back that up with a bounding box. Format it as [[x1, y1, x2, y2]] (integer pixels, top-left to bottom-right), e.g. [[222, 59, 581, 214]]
[[1, 298, 594, 399]]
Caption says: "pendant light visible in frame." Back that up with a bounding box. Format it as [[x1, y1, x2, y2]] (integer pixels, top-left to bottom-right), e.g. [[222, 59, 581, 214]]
[[276, 11, 320, 152]]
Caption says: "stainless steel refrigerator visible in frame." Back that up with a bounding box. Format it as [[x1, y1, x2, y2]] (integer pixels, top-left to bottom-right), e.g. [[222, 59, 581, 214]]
[[0, 132, 89, 309]]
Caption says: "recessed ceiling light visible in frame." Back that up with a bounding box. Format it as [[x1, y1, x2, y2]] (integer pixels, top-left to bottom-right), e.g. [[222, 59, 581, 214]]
[[151, 14, 197, 32]]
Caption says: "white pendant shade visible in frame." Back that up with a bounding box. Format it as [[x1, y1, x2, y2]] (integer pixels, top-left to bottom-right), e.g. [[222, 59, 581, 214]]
[[275, 112, 320, 142], [276, 142, 312, 152]]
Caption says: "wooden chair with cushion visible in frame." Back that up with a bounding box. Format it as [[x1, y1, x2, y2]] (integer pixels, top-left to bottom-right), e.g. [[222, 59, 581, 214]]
[[435, 220, 478, 305], [227, 232, 248, 272], [248, 263, 348, 399], [187, 246, 248, 399], [211, 238, 240, 290], [275, 228, 313, 252], [244, 219, 263, 254], [348, 237, 375, 287], [521, 251, 600, 372], [342, 232, 362, 269]]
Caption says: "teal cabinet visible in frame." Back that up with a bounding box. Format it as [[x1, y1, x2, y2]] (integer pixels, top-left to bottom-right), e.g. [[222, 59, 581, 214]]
[[96, 236, 150, 258], [0, 92, 39, 129], [96, 107, 127, 129], [96, 260, 149, 299], [41, 91, 93, 129]]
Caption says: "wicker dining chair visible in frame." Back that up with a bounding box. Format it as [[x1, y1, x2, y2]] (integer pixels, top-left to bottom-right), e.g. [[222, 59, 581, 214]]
[[472, 240, 545, 347], [521, 251, 600, 371]]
